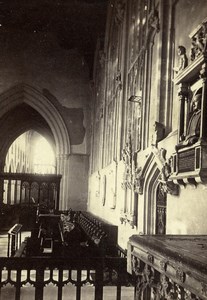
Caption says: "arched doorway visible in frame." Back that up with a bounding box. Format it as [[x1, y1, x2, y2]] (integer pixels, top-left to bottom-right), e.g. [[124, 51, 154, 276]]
[[142, 151, 167, 235]]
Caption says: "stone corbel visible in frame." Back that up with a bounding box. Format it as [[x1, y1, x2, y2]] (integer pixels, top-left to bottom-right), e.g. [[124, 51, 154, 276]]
[[151, 121, 165, 147], [159, 179, 179, 196]]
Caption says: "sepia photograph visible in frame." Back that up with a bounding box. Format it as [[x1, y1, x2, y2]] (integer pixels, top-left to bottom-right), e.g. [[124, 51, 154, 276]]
[[0, 0, 206, 299]]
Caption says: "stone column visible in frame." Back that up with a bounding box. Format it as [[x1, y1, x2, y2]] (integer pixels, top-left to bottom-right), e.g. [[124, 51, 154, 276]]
[[178, 83, 188, 142], [56, 153, 70, 210], [200, 62, 207, 140]]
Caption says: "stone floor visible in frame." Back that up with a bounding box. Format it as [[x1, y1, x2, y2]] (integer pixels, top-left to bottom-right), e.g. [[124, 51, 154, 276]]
[[1, 285, 135, 300]]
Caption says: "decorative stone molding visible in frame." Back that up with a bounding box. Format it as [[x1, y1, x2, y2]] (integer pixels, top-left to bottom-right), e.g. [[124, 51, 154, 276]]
[[189, 17, 207, 61]]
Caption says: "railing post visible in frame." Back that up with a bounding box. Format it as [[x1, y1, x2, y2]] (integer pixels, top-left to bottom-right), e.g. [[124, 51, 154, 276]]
[[116, 271, 122, 300], [15, 269, 21, 300], [94, 259, 103, 300], [35, 268, 44, 300], [57, 268, 63, 300], [76, 269, 81, 300], [76, 269, 82, 300]]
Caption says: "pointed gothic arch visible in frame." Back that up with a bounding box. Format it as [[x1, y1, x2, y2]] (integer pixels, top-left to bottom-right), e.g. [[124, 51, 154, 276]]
[[0, 84, 71, 209], [141, 148, 169, 234]]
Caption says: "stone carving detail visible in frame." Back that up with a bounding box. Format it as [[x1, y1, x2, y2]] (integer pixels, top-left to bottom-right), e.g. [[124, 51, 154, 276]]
[[134, 166, 144, 194], [160, 260, 167, 272], [122, 133, 144, 194], [148, 9, 160, 33], [121, 133, 133, 190], [176, 267, 185, 283], [115, 0, 126, 25], [151, 121, 165, 147], [148, 254, 154, 265], [156, 275, 178, 299], [173, 46, 188, 74], [190, 19, 207, 61], [184, 289, 199, 300], [201, 282, 207, 296], [120, 212, 136, 228], [135, 264, 155, 298], [130, 254, 202, 299], [131, 255, 142, 275], [153, 147, 179, 195], [115, 69, 122, 91]]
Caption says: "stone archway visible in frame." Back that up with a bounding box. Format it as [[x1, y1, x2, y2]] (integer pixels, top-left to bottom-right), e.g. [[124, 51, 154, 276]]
[[0, 84, 71, 209]]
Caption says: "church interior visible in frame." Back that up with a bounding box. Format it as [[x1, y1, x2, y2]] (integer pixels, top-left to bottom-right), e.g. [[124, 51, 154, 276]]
[[0, 0, 207, 299]]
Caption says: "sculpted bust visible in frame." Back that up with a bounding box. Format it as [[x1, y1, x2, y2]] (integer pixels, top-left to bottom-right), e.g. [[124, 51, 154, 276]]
[[176, 93, 202, 150], [173, 46, 188, 73]]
